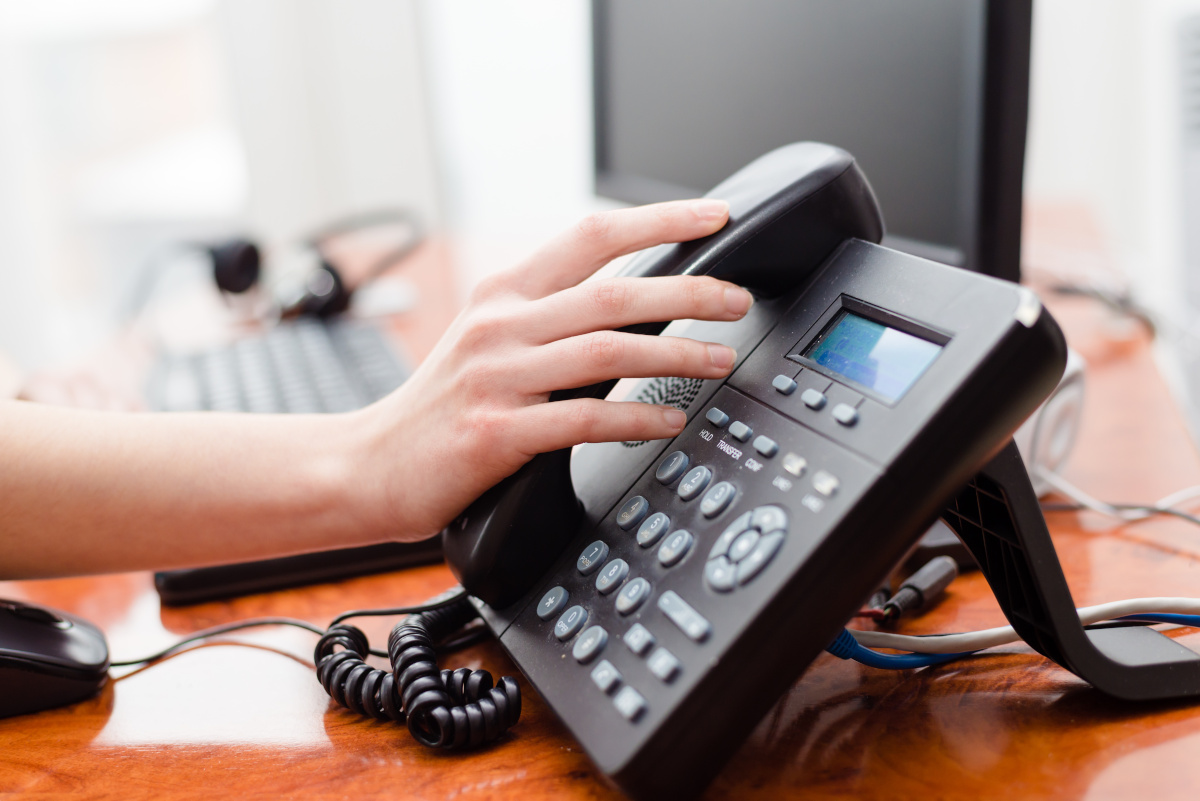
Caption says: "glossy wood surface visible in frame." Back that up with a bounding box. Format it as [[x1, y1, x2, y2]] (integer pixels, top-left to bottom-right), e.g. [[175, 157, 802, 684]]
[[6, 212, 1200, 799]]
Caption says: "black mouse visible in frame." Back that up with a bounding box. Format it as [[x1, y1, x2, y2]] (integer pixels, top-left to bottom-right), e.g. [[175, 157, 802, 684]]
[[0, 599, 109, 718]]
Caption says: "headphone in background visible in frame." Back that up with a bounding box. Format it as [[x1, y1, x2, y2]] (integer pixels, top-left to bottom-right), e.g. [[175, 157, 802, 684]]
[[201, 209, 422, 320]]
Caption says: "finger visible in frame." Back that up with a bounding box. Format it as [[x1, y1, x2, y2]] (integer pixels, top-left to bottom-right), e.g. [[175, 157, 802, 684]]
[[514, 399, 687, 453], [511, 199, 730, 299], [513, 333, 735, 395], [519, 274, 753, 343]]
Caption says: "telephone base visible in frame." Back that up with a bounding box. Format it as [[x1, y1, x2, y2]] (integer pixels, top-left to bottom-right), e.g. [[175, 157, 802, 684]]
[[944, 440, 1200, 700]]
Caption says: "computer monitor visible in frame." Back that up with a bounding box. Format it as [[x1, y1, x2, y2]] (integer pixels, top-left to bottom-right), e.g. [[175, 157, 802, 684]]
[[592, 0, 1032, 282]]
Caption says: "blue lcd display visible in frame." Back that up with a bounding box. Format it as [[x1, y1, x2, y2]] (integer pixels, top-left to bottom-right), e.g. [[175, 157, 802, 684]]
[[804, 312, 942, 402]]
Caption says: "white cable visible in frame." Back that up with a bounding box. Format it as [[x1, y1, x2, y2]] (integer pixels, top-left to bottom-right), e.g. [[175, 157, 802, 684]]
[[1036, 468, 1151, 522], [850, 597, 1200, 654]]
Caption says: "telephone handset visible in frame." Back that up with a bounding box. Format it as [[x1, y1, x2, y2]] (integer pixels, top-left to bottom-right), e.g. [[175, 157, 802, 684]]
[[442, 143, 1071, 800], [443, 143, 885, 608]]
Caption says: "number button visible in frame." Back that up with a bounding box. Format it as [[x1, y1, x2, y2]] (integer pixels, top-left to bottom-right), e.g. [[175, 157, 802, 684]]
[[657, 530, 694, 567], [577, 540, 610, 576], [596, 558, 630, 595], [615, 577, 652, 615], [699, 481, 736, 518], [536, 586, 569, 621], [655, 451, 690, 484], [636, 512, 671, 547], [677, 466, 712, 501], [616, 495, 650, 530], [555, 605, 588, 640]]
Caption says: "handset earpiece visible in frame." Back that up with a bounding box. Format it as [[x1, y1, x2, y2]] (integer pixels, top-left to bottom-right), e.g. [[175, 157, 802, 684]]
[[442, 142, 886, 610]]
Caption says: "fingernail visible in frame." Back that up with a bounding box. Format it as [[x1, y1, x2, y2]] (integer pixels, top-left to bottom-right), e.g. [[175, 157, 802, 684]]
[[708, 344, 736, 370], [691, 198, 729, 222], [662, 407, 687, 430], [724, 287, 753, 315]]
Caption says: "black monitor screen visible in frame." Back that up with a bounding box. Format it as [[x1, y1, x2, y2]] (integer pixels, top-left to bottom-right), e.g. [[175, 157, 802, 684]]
[[594, 0, 1020, 274]]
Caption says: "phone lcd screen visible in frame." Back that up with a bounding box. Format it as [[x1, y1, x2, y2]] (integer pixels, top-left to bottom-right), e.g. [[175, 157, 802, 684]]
[[804, 311, 942, 402]]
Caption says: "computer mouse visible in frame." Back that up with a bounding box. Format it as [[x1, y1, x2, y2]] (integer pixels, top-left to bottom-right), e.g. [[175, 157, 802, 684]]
[[0, 599, 109, 718]]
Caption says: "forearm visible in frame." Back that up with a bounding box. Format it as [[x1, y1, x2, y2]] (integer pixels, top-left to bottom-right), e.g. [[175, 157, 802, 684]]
[[0, 400, 390, 578]]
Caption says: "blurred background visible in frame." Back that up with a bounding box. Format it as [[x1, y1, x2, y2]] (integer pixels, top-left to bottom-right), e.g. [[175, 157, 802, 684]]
[[2, 0, 1199, 434]]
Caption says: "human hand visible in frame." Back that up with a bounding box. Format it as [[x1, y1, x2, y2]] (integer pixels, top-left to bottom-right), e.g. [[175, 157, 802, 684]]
[[347, 199, 752, 541]]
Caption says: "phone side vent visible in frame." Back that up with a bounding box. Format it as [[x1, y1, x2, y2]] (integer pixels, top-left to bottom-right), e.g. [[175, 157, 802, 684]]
[[622, 376, 705, 447]]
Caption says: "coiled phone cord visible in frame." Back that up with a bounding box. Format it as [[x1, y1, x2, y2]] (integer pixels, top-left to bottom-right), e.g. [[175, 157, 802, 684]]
[[314, 595, 521, 748]]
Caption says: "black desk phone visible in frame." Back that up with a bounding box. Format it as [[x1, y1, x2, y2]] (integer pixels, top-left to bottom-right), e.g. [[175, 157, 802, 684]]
[[438, 141, 1071, 799]]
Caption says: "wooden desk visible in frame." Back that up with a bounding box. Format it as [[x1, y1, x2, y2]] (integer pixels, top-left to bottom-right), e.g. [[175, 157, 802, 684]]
[[5, 218, 1200, 800]]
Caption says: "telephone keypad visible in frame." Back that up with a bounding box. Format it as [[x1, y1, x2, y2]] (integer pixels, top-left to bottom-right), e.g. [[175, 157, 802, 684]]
[[699, 481, 736, 518], [537, 586, 569, 621], [657, 591, 711, 642], [636, 513, 671, 547], [596, 558, 630, 594], [555, 605, 588, 640], [655, 451, 690, 484], [647, 647, 682, 683], [573, 625, 609, 663], [591, 660, 621, 694], [657, 530, 694, 567], [616, 496, 650, 530], [577, 541, 609, 575], [623, 623, 656, 655], [677, 467, 712, 500], [615, 577, 652, 615]]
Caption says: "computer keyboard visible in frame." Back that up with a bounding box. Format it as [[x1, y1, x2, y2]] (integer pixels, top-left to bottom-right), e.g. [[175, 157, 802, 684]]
[[148, 318, 410, 414], [147, 318, 435, 604]]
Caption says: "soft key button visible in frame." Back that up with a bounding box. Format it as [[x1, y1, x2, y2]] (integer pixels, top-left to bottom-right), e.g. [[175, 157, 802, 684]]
[[536, 586, 569, 621], [616, 495, 650, 530], [655, 450, 690, 484], [636, 513, 671, 547], [699, 481, 736, 518], [596, 558, 630, 595], [677, 466, 712, 501], [577, 541, 610, 576], [800, 388, 827, 410], [772, 374, 798, 395], [832, 403, 859, 426], [658, 590, 712, 642]]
